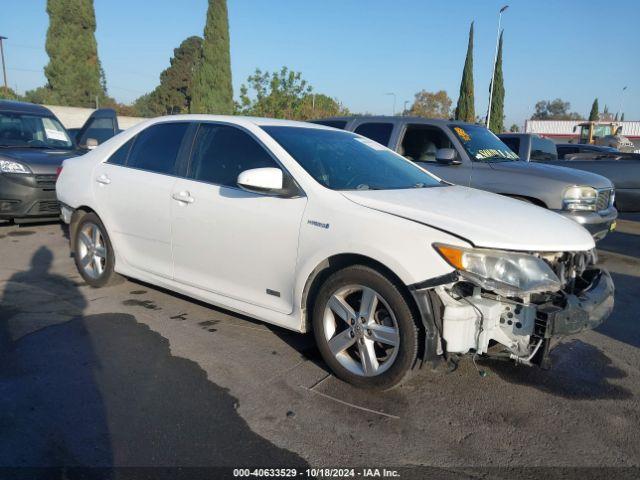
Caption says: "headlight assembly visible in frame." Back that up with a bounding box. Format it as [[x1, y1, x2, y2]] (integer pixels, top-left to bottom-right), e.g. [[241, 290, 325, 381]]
[[0, 160, 31, 174], [563, 185, 597, 211], [434, 243, 561, 296]]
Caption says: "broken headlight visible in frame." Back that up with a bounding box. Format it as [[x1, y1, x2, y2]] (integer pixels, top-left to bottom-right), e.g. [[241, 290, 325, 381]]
[[434, 244, 561, 296]]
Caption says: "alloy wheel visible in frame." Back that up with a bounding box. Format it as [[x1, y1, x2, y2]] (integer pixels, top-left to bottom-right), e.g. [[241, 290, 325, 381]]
[[76, 222, 107, 280], [323, 285, 400, 377]]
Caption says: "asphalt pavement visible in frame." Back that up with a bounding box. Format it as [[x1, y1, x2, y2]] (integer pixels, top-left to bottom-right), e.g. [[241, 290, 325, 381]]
[[0, 215, 638, 477]]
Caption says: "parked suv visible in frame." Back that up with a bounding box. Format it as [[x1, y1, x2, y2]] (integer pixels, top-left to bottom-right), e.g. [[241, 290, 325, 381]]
[[0, 100, 119, 222], [57, 116, 613, 389], [313, 117, 617, 241]]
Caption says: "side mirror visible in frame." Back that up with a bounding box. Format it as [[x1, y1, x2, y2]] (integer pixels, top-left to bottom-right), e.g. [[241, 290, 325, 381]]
[[237, 167, 296, 196], [85, 138, 99, 150], [435, 148, 461, 165]]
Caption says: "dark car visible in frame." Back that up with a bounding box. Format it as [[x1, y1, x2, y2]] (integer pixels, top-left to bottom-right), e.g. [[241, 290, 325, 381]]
[[313, 116, 617, 240], [0, 100, 118, 223], [555, 143, 619, 159], [498, 133, 639, 212]]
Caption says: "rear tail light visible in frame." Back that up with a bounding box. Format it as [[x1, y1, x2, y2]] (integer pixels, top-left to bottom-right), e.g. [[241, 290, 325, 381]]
[[55, 166, 63, 179]]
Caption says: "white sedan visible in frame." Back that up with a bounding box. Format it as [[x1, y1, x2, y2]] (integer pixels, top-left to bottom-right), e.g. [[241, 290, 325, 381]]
[[56, 116, 614, 389]]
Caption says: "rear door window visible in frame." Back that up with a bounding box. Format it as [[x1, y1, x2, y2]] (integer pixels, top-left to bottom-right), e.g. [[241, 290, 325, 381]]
[[126, 122, 190, 175], [530, 136, 558, 161], [107, 138, 134, 166], [353, 122, 394, 146]]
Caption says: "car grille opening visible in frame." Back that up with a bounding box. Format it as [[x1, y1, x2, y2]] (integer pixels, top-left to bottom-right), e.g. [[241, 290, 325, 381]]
[[35, 174, 57, 189], [37, 201, 60, 213], [596, 189, 613, 212]]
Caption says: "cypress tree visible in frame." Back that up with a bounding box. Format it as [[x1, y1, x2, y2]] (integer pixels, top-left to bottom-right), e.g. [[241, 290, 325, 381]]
[[455, 22, 475, 122], [43, 0, 106, 107], [588, 98, 599, 121], [191, 0, 233, 114], [488, 30, 505, 134], [621, 113, 625, 121]]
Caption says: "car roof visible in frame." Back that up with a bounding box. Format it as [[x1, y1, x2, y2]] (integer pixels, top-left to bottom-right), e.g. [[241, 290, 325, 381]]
[[0, 100, 55, 116], [312, 115, 477, 128], [146, 114, 334, 130]]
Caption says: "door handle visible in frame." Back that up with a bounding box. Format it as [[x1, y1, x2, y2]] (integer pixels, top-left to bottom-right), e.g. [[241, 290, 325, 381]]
[[171, 191, 195, 204], [96, 174, 111, 185]]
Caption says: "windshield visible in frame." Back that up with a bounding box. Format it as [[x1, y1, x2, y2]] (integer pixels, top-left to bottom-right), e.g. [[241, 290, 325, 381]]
[[263, 126, 443, 191], [449, 124, 519, 162], [0, 112, 73, 149]]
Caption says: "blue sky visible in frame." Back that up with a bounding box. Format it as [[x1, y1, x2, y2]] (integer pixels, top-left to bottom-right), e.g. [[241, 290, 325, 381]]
[[3, 0, 639, 126]]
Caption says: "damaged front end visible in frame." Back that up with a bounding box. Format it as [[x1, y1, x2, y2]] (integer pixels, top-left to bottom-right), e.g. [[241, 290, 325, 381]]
[[415, 246, 614, 368]]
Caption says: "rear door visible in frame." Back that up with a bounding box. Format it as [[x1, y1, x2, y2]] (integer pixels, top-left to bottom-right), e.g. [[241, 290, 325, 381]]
[[170, 122, 307, 313], [93, 121, 192, 278]]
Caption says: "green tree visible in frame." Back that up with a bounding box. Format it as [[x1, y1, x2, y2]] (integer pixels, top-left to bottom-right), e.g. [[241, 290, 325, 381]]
[[531, 99, 583, 120], [404, 90, 452, 118], [134, 36, 203, 116], [237, 67, 347, 120], [28, 0, 106, 107], [191, 0, 233, 114], [621, 113, 625, 121], [588, 98, 599, 121], [0, 87, 22, 100], [488, 31, 505, 133], [509, 123, 519, 132], [454, 22, 475, 122]]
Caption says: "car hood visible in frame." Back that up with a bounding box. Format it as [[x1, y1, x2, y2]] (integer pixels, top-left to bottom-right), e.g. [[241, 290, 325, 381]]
[[490, 160, 612, 189], [341, 185, 595, 252], [0, 148, 82, 174]]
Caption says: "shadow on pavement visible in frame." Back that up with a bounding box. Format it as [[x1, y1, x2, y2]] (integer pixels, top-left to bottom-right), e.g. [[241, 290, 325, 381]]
[[0, 247, 307, 470], [595, 272, 640, 349], [484, 340, 631, 400]]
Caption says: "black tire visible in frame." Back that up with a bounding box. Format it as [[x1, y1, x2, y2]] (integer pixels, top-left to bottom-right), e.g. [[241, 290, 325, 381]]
[[73, 212, 119, 287], [312, 265, 419, 390]]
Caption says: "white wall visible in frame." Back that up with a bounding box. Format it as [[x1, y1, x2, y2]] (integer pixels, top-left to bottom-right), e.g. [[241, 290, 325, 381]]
[[43, 104, 146, 130]]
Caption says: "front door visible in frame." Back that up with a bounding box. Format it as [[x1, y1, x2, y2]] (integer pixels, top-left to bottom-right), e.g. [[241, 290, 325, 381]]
[[170, 123, 307, 314], [93, 121, 191, 278]]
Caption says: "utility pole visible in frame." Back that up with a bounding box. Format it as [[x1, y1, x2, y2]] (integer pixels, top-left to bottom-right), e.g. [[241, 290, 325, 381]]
[[384, 92, 396, 116], [486, 5, 508, 128], [403, 100, 409, 115], [0, 36, 8, 95]]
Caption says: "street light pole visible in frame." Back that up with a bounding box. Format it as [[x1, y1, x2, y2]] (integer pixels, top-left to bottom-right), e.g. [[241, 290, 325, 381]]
[[618, 86, 627, 120], [486, 5, 508, 129], [403, 100, 409, 115], [0, 36, 8, 95], [385, 92, 396, 116]]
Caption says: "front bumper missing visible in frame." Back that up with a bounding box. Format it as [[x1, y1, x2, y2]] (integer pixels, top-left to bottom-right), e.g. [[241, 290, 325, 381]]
[[415, 267, 614, 365], [537, 268, 614, 337]]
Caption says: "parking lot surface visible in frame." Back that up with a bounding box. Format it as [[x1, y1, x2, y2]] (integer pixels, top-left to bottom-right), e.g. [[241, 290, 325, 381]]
[[0, 216, 638, 473]]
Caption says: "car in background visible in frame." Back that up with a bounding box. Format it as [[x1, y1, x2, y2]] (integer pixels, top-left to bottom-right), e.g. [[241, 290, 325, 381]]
[[0, 100, 119, 223], [57, 115, 613, 389], [499, 133, 639, 213], [313, 117, 617, 241], [556, 143, 619, 159]]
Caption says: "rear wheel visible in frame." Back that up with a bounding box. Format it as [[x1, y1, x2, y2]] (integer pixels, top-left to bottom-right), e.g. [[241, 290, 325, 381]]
[[312, 265, 419, 390], [73, 213, 118, 287]]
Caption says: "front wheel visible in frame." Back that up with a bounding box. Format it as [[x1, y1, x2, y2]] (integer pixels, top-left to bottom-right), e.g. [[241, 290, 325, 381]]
[[312, 265, 419, 390], [73, 212, 118, 287]]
